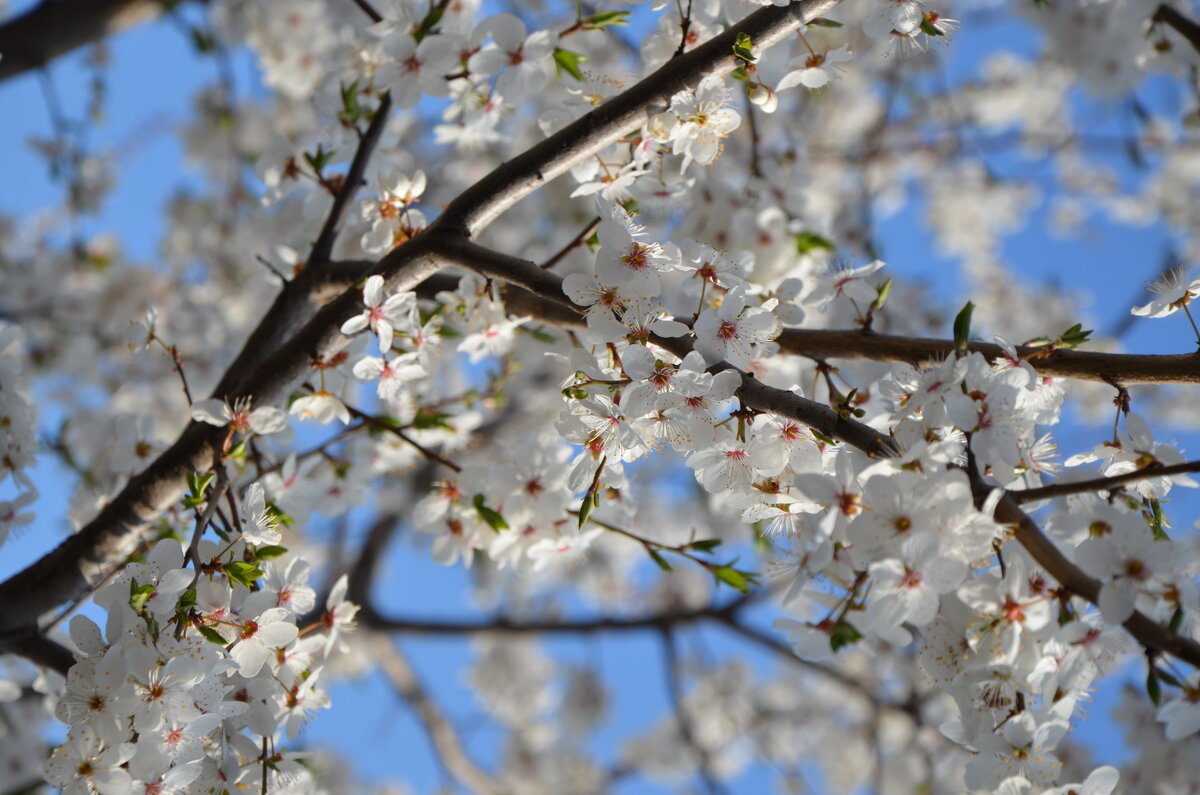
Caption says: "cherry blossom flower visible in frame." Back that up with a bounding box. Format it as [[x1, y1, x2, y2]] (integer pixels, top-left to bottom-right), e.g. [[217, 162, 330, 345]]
[[693, 286, 780, 368], [340, 274, 418, 352], [467, 13, 555, 100], [655, 75, 741, 172], [230, 608, 299, 678], [360, 170, 428, 255], [239, 482, 281, 546], [777, 46, 854, 91], [1131, 266, 1200, 318], [352, 350, 427, 402], [289, 391, 351, 425], [190, 396, 287, 436]]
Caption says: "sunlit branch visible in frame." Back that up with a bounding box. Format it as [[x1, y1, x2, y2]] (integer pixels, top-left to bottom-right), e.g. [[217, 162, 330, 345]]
[[433, 0, 841, 237], [309, 93, 394, 264], [1010, 459, 1200, 504], [775, 329, 1200, 385], [433, 239, 1200, 670]]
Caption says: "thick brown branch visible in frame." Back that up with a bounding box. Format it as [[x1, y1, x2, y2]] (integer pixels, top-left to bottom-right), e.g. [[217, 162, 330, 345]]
[[434, 0, 841, 236], [0, 628, 75, 675], [0, 0, 168, 82]]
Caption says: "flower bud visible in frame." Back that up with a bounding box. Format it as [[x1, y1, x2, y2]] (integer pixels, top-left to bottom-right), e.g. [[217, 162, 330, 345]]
[[747, 83, 778, 113]]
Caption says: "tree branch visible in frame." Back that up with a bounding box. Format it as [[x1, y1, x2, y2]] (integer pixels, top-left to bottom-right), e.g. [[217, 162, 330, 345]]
[[1011, 459, 1200, 504], [0, 627, 74, 675], [434, 0, 841, 237], [429, 239, 1200, 670], [1154, 4, 1200, 55], [775, 329, 1200, 385], [0, 0, 169, 82], [308, 93, 393, 265], [366, 634, 501, 795]]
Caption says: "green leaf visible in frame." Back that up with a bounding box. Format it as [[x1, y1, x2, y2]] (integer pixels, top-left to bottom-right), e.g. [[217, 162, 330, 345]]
[[338, 81, 364, 126], [829, 619, 863, 653], [1147, 666, 1162, 706], [577, 492, 593, 529], [953, 301, 975, 352], [1169, 606, 1185, 635], [225, 561, 265, 588], [198, 625, 229, 646], [810, 429, 837, 447], [1148, 498, 1171, 541], [227, 439, 248, 459], [919, 18, 945, 37], [711, 560, 760, 594], [732, 32, 756, 63], [303, 143, 335, 175], [647, 547, 673, 571], [689, 538, 722, 553], [254, 545, 289, 561], [730, 66, 750, 81], [413, 8, 443, 42], [1057, 323, 1092, 349], [870, 278, 893, 311], [584, 9, 630, 28], [807, 17, 844, 27], [129, 581, 156, 612], [187, 470, 215, 499], [177, 588, 197, 610], [553, 48, 587, 82], [795, 231, 834, 256], [1158, 669, 1183, 688], [473, 495, 509, 532], [411, 410, 453, 431]]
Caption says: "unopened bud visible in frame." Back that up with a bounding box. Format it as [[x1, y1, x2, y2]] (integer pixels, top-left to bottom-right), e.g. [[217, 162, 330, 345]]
[[747, 83, 778, 113]]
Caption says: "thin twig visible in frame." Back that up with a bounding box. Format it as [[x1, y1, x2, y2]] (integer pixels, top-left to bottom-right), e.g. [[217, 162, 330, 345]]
[[309, 91, 393, 264], [1010, 459, 1200, 504], [541, 215, 600, 270], [344, 404, 463, 472], [658, 627, 730, 795], [368, 634, 501, 795]]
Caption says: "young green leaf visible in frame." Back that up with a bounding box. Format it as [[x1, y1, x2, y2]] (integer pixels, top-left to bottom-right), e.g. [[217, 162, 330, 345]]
[[254, 545, 289, 561], [584, 9, 630, 28], [829, 619, 863, 653], [553, 48, 587, 81], [795, 231, 834, 256], [198, 625, 229, 646], [473, 494, 509, 532], [953, 301, 975, 352], [225, 561, 265, 588]]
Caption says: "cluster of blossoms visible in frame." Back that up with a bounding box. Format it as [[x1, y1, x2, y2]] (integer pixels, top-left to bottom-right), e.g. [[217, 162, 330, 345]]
[[44, 533, 357, 794], [0, 323, 37, 546], [8, 0, 1200, 791]]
